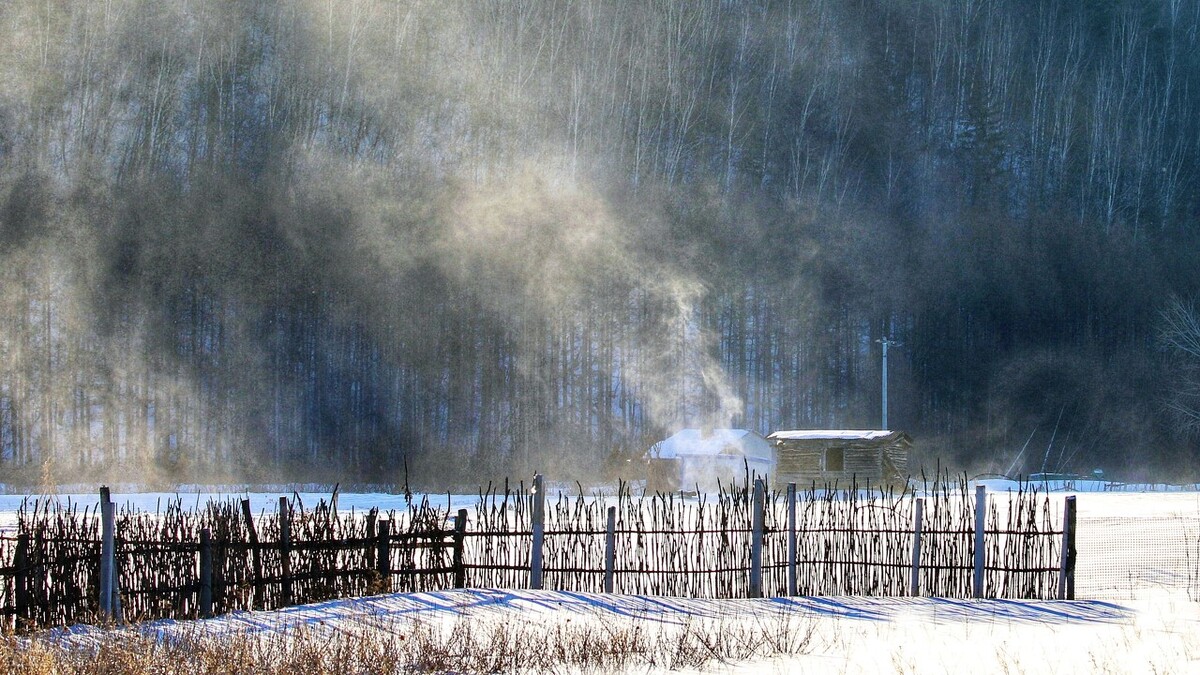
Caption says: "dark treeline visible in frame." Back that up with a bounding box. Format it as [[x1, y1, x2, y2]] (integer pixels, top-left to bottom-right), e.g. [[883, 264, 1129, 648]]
[[0, 0, 1198, 485]]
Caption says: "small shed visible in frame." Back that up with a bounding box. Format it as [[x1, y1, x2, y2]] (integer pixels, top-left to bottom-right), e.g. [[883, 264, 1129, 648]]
[[767, 430, 911, 487], [645, 429, 775, 493]]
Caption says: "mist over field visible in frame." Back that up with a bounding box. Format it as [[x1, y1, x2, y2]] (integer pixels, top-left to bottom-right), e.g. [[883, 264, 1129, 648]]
[[1, 0, 1199, 486]]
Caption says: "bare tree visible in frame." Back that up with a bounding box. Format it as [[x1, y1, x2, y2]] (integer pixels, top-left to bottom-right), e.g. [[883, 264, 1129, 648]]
[[1160, 296, 1200, 433]]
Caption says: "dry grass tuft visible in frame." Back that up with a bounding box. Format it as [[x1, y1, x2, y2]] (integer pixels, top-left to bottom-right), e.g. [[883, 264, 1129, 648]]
[[0, 608, 815, 674]]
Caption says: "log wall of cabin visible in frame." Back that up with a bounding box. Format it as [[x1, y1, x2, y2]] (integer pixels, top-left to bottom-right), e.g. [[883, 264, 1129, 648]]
[[775, 440, 909, 487]]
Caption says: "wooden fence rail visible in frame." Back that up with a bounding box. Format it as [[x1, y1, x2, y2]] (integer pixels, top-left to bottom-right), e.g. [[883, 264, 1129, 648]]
[[0, 475, 1071, 632]]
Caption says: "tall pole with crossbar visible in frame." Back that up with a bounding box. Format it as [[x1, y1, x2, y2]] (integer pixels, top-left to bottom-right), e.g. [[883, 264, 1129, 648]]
[[878, 337, 899, 429]]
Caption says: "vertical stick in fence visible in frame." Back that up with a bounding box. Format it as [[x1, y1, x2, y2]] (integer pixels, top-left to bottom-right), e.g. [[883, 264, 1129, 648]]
[[787, 483, 797, 597], [530, 473, 545, 590], [99, 487, 114, 622], [1058, 495, 1077, 600], [910, 497, 924, 597], [750, 478, 765, 598], [240, 499, 265, 609], [278, 496, 293, 606], [376, 519, 392, 593], [973, 485, 987, 598], [14, 533, 29, 625], [111, 519, 123, 626], [453, 509, 467, 589], [604, 505, 617, 593], [199, 528, 213, 619]]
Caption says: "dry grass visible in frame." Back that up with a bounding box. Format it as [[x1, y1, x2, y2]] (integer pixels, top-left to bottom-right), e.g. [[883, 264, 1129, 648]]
[[0, 609, 815, 674]]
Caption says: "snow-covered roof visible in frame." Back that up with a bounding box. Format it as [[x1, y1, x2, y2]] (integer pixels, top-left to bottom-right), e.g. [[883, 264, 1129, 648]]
[[647, 429, 773, 461], [767, 430, 898, 441]]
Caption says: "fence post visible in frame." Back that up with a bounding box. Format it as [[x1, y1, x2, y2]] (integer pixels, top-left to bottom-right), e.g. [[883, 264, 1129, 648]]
[[786, 483, 797, 596], [365, 508, 379, 571], [199, 528, 213, 619], [750, 478, 765, 598], [278, 496, 293, 606], [604, 506, 617, 593], [530, 473, 545, 590], [973, 484, 987, 598], [453, 508, 468, 589], [376, 519, 392, 593], [910, 497, 924, 597], [1058, 495, 1077, 600], [14, 533, 29, 626], [99, 486, 114, 622], [240, 499, 265, 609]]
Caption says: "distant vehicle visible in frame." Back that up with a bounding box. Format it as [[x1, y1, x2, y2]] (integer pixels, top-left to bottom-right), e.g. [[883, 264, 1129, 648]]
[[1028, 472, 1083, 482]]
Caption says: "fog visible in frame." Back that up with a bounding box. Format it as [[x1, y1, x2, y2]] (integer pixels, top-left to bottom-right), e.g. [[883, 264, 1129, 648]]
[[1, 0, 1199, 486]]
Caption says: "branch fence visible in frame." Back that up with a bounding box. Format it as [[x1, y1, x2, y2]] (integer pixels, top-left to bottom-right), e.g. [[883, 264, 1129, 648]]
[[0, 474, 1073, 632]]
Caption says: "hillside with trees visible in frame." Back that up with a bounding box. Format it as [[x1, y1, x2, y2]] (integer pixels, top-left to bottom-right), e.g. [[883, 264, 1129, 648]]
[[0, 0, 1198, 485]]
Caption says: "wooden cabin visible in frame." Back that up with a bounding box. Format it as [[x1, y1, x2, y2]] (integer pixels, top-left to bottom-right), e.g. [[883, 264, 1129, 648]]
[[645, 429, 775, 493], [766, 430, 910, 487]]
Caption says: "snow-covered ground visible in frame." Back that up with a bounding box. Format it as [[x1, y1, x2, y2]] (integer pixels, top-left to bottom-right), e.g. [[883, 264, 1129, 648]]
[[0, 489, 483, 530], [47, 587, 1200, 673], [4, 477, 1197, 520]]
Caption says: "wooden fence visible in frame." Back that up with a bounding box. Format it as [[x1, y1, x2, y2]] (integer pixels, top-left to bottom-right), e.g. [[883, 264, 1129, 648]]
[[0, 475, 1075, 632]]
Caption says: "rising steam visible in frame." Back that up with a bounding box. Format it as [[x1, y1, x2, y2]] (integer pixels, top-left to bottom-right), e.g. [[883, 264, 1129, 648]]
[[440, 159, 745, 435]]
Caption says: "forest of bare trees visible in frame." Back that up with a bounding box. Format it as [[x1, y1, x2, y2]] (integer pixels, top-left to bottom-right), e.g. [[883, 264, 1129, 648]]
[[0, 0, 1198, 486]]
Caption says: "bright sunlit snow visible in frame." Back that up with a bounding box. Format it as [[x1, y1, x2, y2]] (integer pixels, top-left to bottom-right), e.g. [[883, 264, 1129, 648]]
[[45, 587, 1200, 673]]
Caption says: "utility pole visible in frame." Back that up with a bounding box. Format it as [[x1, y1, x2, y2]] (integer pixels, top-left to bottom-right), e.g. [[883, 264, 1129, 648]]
[[877, 337, 900, 429]]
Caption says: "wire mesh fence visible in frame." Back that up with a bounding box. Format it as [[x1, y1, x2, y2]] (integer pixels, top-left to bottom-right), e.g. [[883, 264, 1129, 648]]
[[1075, 513, 1200, 601]]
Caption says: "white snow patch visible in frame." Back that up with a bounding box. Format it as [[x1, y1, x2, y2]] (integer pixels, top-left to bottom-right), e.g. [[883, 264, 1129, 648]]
[[767, 430, 897, 441], [648, 428, 774, 460]]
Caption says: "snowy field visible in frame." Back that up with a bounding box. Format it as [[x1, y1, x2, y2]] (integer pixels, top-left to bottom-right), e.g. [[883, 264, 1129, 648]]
[[4, 481, 1200, 672], [44, 587, 1200, 673]]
